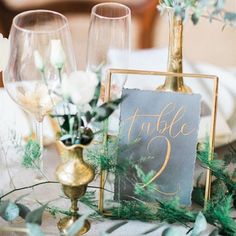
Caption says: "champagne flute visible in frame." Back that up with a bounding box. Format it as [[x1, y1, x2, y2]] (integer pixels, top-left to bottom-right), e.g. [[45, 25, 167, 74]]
[[3, 10, 77, 178], [86, 3, 131, 209], [86, 2, 131, 100]]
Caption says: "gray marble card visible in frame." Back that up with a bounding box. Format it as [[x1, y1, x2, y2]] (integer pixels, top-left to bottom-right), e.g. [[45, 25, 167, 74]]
[[116, 89, 201, 205]]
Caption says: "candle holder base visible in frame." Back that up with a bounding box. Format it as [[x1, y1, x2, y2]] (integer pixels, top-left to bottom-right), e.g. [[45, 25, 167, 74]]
[[58, 216, 90, 236]]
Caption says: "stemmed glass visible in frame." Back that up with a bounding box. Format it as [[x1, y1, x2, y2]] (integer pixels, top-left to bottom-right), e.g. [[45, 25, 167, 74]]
[[86, 2, 131, 208], [86, 2, 131, 100], [3, 10, 76, 178]]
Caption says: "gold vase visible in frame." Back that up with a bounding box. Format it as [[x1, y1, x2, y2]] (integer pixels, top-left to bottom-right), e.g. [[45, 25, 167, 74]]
[[158, 7, 191, 93], [56, 141, 95, 235]]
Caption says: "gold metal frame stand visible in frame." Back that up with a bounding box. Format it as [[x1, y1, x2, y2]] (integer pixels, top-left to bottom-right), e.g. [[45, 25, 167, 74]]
[[98, 69, 218, 214]]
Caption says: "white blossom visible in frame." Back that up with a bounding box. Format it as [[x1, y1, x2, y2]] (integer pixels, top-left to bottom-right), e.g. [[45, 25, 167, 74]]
[[62, 71, 98, 107], [0, 33, 10, 72], [50, 39, 65, 69], [34, 50, 44, 71]]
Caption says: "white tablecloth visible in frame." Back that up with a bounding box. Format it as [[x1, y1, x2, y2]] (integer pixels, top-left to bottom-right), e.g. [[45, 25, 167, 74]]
[[1, 48, 236, 235]]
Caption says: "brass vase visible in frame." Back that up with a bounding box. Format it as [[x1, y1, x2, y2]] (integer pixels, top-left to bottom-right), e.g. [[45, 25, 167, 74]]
[[158, 6, 191, 93], [56, 141, 95, 235]]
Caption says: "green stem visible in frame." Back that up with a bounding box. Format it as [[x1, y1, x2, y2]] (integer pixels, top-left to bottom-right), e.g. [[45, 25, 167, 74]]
[[41, 70, 62, 134], [58, 68, 62, 84], [41, 69, 48, 87], [0, 182, 114, 201], [35, 119, 44, 176], [69, 113, 74, 144], [77, 108, 81, 143], [0, 181, 58, 200]]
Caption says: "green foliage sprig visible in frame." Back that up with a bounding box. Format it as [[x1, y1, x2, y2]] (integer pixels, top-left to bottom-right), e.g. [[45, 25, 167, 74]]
[[159, 0, 236, 27], [111, 200, 156, 221], [0, 197, 90, 236], [197, 141, 236, 202], [22, 139, 41, 169], [53, 68, 125, 146], [84, 138, 236, 235], [0, 198, 47, 236], [2, 138, 236, 235], [204, 195, 236, 235]]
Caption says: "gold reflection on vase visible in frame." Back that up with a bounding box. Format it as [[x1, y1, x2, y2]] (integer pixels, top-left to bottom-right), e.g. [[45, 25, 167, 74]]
[[158, 7, 191, 93]]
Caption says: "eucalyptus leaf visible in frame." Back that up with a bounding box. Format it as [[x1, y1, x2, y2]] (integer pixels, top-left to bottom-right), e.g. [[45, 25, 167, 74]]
[[17, 203, 31, 219], [161, 227, 183, 236], [93, 97, 125, 122], [26, 223, 45, 236], [60, 114, 83, 133], [162, 0, 173, 7], [25, 204, 47, 225], [66, 213, 89, 236], [89, 81, 101, 108], [105, 221, 128, 234], [160, 0, 236, 27], [141, 223, 166, 235], [191, 13, 199, 25], [0, 201, 19, 221], [61, 115, 71, 133], [191, 212, 207, 236], [224, 12, 236, 23], [0, 200, 10, 215], [84, 111, 93, 123]]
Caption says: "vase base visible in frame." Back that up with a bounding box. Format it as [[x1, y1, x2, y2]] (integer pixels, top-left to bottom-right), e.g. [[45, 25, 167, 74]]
[[58, 216, 90, 235], [157, 84, 192, 94]]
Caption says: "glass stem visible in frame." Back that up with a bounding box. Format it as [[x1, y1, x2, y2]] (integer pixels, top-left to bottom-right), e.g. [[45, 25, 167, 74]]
[[35, 119, 43, 172], [77, 109, 81, 142]]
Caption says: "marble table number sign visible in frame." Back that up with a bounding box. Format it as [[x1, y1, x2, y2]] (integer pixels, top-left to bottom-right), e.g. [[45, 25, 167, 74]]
[[116, 89, 201, 205]]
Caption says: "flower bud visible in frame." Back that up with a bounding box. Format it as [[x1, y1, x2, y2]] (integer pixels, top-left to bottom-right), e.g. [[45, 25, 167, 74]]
[[62, 70, 98, 107], [50, 39, 65, 69], [34, 50, 44, 71]]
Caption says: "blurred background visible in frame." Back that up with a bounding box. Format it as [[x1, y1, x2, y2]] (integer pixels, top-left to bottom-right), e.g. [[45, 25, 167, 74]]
[[0, 0, 235, 86]]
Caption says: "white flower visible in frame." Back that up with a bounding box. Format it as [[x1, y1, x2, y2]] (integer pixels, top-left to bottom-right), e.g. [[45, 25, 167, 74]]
[[0, 33, 10, 72], [34, 50, 44, 71], [50, 39, 65, 69], [62, 71, 98, 107]]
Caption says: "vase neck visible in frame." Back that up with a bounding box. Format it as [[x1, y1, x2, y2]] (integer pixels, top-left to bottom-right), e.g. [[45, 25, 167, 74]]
[[167, 12, 183, 74], [165, 11, 184, 91], [158, 9, 190, 93], [67, 147, 84, 161]]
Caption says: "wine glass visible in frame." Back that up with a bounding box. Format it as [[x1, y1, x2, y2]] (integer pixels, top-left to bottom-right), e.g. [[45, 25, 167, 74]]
[[86, 2, 131, 100], [3, 10, 77, 178]]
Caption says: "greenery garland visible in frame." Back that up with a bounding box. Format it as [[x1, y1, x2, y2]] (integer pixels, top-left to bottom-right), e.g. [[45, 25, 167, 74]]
[[1, 138, 236, 235], [84, 139, 236, 235]]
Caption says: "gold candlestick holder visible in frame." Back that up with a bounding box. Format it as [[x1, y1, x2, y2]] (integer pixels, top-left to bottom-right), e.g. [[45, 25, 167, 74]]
[[56, 141, 95, 235]]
